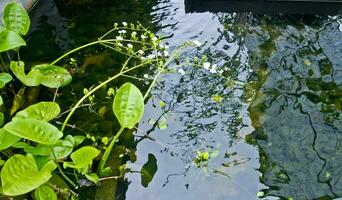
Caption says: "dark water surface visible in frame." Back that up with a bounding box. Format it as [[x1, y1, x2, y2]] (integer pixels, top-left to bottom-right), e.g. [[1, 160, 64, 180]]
[[22, 0, 342, 199]]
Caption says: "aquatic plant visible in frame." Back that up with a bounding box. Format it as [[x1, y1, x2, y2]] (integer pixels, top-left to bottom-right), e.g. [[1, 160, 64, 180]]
[[0, 2, 204, 198]]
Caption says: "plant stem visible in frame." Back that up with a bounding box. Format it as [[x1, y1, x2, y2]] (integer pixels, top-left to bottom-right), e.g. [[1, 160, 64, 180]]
[[97, 126, 125, 173], [53, 152, 77, 188], [60, 60, 152, 131]]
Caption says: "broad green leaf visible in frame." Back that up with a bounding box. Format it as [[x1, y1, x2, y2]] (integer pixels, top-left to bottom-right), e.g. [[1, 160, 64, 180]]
[[63, 146, 100, 169], [113, 83, 144, 129], [10, 62, 72, 88], [10, 61, 42, 86], [140, 154, 158, 187], [0, 30, 26, 52], [0, 72, 12, 88], [14, 102, 61, 121], [85, 173, 100, 185], [30, 64, 72, 88], [0, 128, 21, 150], [4, 119, 63, 145], [35, 185, 57, 200], [2, 2, 30, 35], [1, 154, 57, 196]]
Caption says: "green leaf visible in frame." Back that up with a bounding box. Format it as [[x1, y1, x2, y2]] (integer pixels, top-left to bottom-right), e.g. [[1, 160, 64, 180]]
[[158, 116, 168, 130], [0, 72, 12, 88], [14, 102, 61, 121], [140, 154, 158, 187], [35, 185, 57, 200], [0, 30, 26, 52], [0, 159, 4, 166], [1, 154, 57, 196], [4, 119, 63, 145], [30, 64, 72, 88], [0, 112, 4, 126], [85, 173, 100, 185], [74, 135, 86, 146], [10, 61, 41, 86], [63, 146, 100, 169], [10, 62, 72, 88], [113, 83, 144, 129], [2, 2, 30, 35], [0, 128, 21, 150]]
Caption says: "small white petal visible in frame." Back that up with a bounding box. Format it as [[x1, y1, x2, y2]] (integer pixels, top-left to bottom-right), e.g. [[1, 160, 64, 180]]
[[203, 62, 210, 69], [147, 54, 156, 59], [141, 35, 147, 39], [138, 50, 144, 55], [178, 69, 185, 75], [210, 68, 217, 73], [163, 50, 169, 57], [131, 31, 137, 36], [116, 36, 123, 40], [122, 22, 128, 26], [143, 74, 149, 78], [127, 43, 133, 48]]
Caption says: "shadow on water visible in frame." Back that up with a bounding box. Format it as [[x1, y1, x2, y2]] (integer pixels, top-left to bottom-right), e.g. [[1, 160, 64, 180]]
[[19, 0, 342, 199]]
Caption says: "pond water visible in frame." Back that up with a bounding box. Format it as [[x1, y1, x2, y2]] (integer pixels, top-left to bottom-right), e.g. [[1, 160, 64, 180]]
[[22, 0, 341, 199]]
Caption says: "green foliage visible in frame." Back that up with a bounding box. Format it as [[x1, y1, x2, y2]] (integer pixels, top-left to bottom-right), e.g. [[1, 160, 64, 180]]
[[113, 82, 144, 129], [10, 61, 72, 88], [14, 102, 60, 121], [63, 146, 100, 169], [140, 154, 158, 187], [0, 128, 21, 150], [2, 2, 30, 35], [0, 30, 26, 52], [4, 119, 63, 145], [0, 73, 12, 88], [34, 185, 57, 200], [1, 154, 57, 196]]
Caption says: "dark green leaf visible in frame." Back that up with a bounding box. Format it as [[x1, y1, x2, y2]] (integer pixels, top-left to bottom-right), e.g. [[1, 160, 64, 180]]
[[140, 154, 158, 187]]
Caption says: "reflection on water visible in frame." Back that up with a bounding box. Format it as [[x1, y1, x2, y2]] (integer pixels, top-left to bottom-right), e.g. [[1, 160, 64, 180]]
[[246, 16, 342, 199], [23, 0, 342, 199]]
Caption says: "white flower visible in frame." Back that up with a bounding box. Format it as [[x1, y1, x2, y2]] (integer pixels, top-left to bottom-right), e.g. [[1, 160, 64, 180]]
[[127, 43, 133, 48], [141, 56, 146, 60], [143, 74, 149, 78], [147, 54, 156, 59], [116, 36, 123, 41], [118, 42, 123, 47], [163, 50, 169, 57], [118, 30, 127, 34], [141, 35, 147, 39], [157, 52, 162, 56], [122, 22, 128, 26], [178, 69, 185, 75], [138, 50, 144, 55], [203, 62, 210, 69], [210, 64, 217, 73], [152, 36, 158, 41], [192, 40, 202, 47], [131, 31, 137, 36]]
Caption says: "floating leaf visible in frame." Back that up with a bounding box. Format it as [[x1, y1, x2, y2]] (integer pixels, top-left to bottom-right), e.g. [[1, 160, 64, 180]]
[[0, 128, 21, 150], [4, 119, 63, 145], [30, 64, 72, 88], [1, 154, 57, 196], [2, 2, 30, 35], [14, 102, 61, 121], [158, 116, 168, 130], [0, 30, 26, 52], [140, 154, 158, 187], [63, 146, 100, 169], [113, 83, 144, 129], [0, 72, 12, 88], [34, 185, 57, 200]]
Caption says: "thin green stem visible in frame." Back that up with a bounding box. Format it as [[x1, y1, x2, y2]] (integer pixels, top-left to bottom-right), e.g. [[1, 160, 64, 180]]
[[0, 54, 6, 72], [52, 152, 77, 188], [97, 126, 125, 173], [60, 59, 152, 132], [16, 50, 20, 61]]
